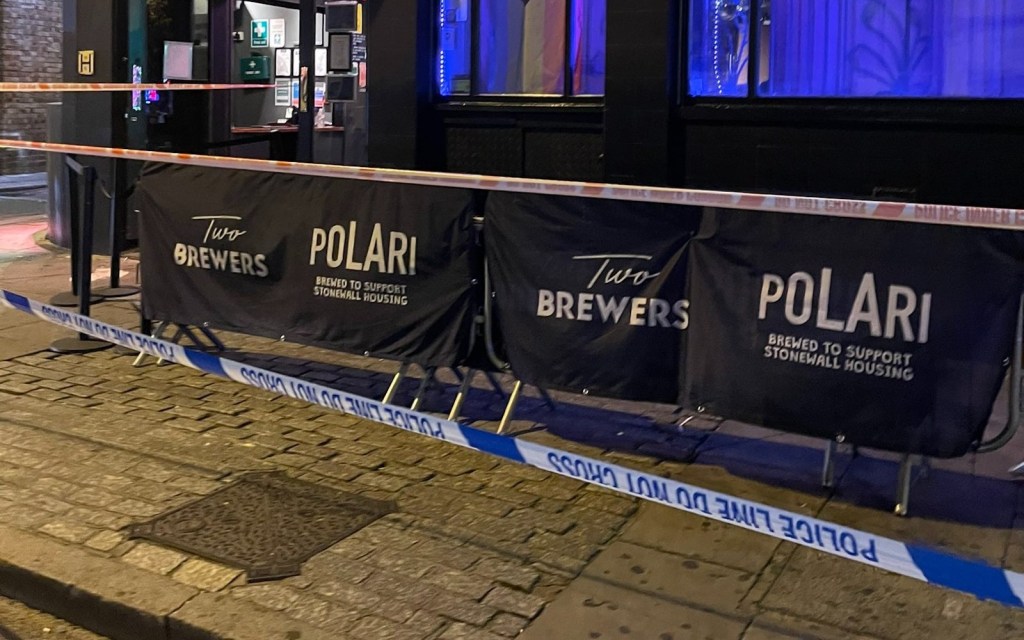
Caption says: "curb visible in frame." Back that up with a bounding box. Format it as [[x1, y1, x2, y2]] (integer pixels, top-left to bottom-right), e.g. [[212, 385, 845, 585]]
[[0, 524, 335, 640]]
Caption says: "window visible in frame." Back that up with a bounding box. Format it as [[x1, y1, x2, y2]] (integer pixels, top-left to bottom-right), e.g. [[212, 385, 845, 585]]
[[689, 0, 1024, 99], [438, 0, 606, 97]]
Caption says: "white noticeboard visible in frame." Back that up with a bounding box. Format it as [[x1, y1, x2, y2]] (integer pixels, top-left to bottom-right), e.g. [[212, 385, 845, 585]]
[[270, 19, 286, 48]]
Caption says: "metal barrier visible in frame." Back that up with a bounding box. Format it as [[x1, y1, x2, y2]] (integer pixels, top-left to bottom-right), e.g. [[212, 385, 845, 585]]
[[2, 138, 1023, 516]]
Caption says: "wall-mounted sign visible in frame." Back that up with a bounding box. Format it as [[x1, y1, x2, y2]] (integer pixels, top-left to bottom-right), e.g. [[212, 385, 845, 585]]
[[275, 49, 293, 77], [251, 20, 269, 48], [315, 81, 326, 108], [77, 50, 95, 76], [270, 19, 286, 48], [351, 33, 367, 63], [315, 48, 328, 77], [275, 79, 291, 106]]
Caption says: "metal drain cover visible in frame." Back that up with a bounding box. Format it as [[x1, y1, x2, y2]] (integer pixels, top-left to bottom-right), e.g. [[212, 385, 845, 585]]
[[127, 471, 394, 581]]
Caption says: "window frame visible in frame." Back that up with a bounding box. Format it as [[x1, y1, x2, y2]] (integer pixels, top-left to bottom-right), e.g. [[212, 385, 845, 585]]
[[681, 0, 1024, 118], [435, 0, 606, 103]]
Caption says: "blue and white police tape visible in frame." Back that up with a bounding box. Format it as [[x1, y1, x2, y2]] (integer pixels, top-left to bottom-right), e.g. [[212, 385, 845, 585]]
[[3, 287, 1023, 608]]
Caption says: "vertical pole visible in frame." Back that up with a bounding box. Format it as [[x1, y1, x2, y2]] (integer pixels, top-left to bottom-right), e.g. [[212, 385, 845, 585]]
[[296, 0, 316, 162], [894, 454, 914, 517], [96, 157, 138, 297], [77, 166, 98, 337], [821, 440, 836, 489], [48, 156, 82, 307], [108, 159, 121, 288], [51, 162, 110, 354], [209, 0, 233, 146], [67, 159, 81, 296]]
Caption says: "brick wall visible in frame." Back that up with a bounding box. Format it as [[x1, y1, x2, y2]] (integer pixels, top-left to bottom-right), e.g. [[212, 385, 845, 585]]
[[0, 0, 62, 175]]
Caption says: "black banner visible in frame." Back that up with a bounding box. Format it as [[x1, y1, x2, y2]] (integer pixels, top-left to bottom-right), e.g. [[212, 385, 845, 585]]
[[683, 210, 1024, 458], [139, 163, 479, 367], [485, 192, 700, 403]]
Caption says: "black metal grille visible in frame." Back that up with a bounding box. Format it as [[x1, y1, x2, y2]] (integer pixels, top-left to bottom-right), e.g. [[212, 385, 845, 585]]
[[128, 471, 394, 581]]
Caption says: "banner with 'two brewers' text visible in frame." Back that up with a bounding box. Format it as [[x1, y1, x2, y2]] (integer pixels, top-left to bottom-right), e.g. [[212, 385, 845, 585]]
[[138, 163, 480, 368], [485, 192, 701, 403]]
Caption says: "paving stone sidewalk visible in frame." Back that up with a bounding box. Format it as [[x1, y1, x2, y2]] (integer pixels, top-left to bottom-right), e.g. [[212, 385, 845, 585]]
[[1, 235, 1024, 639]]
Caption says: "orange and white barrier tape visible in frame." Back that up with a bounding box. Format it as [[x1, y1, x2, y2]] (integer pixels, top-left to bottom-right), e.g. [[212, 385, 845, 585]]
[[0, 138, 1021, 233], [0, 82, 273, 93]]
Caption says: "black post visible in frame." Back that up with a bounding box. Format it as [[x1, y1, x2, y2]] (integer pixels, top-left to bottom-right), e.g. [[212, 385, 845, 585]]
[[94, 158, 138, 297], [209, 0, 233, 146], [78, 166, 97, 325], [107, 163, 119, 289], [49, 156, 84, 307], [296, 0, 316, 162], [50, 161, 112, 354]]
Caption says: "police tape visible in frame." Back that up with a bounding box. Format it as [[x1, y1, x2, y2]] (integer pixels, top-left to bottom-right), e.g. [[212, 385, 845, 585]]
[[0, 139, 1022, 233], [2, 286, 1023, 608], [0, 82, 275, 92]]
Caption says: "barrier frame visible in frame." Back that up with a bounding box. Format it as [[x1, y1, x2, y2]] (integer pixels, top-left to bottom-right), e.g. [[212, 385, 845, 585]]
[[4, 139, 1024, 510]]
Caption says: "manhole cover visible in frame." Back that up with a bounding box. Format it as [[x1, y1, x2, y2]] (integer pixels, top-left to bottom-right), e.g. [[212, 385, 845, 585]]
[[127, 471, 394, 581]]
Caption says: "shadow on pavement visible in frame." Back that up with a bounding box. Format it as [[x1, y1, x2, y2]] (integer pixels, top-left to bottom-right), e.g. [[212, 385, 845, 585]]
[[197, 349, 1023, 529]]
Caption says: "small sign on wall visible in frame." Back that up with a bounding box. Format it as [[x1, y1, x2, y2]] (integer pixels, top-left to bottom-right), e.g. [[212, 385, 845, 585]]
[[270, 19, 286, 48], [251, 20, 269, 48], [77, 50, 95, 76], [275, 79, 291, 106]]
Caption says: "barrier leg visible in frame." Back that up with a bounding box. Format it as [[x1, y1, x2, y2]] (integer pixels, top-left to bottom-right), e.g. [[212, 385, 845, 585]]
[[483, 371, 507, 399], [156, 326, 187, 366], [498, 379, 524, 435], [198, 326, 226, 351], [410, 367, 436, 412], [448, 369, 476, 421], [894, 454, 917, 517], [538, 386, 557, 411], [383, 362, 410, 404], [821, 440, 837, 489], [114, 303, 149, 356], [133, 320, 168, 367]]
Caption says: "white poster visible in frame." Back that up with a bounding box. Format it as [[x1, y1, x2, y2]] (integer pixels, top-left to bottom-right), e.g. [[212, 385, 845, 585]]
[[275, 49, 292, 77], [275, 79, 291, 106], [270, 19, 286, 48], [315, 48, 328, 77], [293, 48, 302, 76]]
